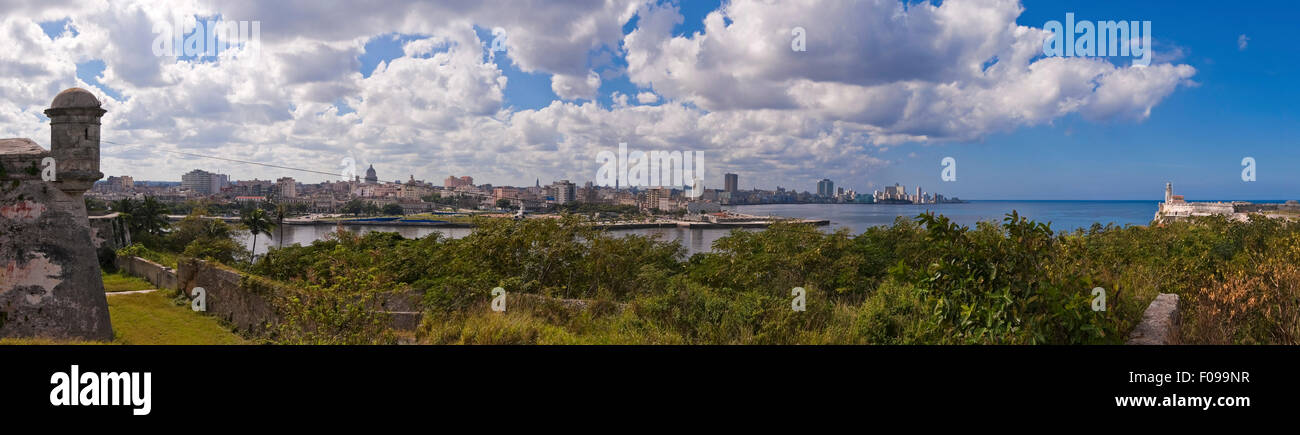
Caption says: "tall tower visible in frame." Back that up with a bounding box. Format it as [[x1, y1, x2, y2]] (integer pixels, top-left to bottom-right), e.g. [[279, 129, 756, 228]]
[[0, 88, 114, 341], [1164, 182, 1173, 203], [44, 88, 106, 195]]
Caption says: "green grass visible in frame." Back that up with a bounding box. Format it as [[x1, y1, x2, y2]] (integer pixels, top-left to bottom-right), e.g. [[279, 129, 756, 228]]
[[106, 291, 248, 345], [102, 271, 155, 292], [2, 289, 248, 345]]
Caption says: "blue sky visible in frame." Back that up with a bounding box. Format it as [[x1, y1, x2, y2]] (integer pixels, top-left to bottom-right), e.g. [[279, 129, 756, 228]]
[[346, 1, 1299, 200], [906, 0, 1300, 200], [10, 0, 1298, 200]]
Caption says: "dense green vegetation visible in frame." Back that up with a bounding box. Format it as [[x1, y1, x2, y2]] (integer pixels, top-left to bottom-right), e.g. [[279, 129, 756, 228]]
[[108, 203, 1300, 345], [240, 212, 1300, 345]]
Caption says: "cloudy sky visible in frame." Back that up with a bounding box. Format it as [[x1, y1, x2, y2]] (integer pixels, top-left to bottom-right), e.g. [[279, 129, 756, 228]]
[[1, 0, 1295, 199]]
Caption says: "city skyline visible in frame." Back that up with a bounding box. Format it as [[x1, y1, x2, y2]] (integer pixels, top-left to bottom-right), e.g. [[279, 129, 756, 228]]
[[2, 1, 1296, 200], [113, 163, 964, 202]]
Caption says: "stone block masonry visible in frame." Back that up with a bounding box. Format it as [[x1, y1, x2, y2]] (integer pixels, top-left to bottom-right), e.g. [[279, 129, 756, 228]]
[[0, 89, 114, 341], [1127, 293, 1180, 345], [116, 256, 177, 292]]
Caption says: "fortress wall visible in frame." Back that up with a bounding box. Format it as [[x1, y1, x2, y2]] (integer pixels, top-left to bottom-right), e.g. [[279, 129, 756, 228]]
[[0, 139, 114, 341], [89, 212, 131, 251], [116, 256, 177, 291]]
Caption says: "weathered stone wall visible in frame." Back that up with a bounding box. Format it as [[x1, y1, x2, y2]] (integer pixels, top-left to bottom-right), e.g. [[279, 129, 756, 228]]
[[116, 256, 177, 291], [0, 138, 114, 341], [1127, 293, 1180, 345], [89, 212, 130, 251], [0, 89, 115, 341], [176, 258, 279, 335]]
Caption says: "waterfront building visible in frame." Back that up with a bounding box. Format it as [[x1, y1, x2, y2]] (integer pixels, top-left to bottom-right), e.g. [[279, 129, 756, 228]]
[[817, 179, 834, 197], [181, 169, 228, 195], [724, 173, 738, 193], [276, 177, 297, 198], [1155, 182, 1235, 222]]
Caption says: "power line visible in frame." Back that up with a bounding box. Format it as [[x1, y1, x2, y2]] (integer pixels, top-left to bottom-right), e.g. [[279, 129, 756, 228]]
[[101, 140, 345, 178]]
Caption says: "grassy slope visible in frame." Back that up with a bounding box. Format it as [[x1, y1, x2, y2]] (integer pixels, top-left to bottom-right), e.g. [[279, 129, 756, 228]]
[[2, 290, 248, 345], [106, 291, 248, 345], [102, 271, 154, 292]]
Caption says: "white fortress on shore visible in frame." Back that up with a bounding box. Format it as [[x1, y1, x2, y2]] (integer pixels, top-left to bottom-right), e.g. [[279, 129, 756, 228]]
[[1155, 182, 1235, 223], [1154, 183, 1300, 224]]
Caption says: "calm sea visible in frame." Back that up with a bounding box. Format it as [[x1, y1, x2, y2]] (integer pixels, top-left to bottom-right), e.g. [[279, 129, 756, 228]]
[[239, 201, 1163, 257]]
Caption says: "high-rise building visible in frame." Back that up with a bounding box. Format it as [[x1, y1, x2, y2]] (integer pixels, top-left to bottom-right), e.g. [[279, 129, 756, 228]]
[[724, 173, 738, 193], [181, 169, 227, 195], [277, 177, 297, 198], [817, 179, 834, 197], [645, 187, 671, 211], [551, 180, 576, 204], [875, 183, 909, 202]]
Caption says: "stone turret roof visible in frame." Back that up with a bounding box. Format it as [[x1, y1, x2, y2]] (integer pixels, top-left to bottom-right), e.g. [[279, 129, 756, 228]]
[[0, 138, 45, 156], [50, 87, 102, 108]]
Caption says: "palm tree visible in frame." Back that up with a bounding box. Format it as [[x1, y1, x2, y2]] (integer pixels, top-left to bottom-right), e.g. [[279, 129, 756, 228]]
[[241, 207, 275, 263], [135, 196, 170, 236], [273, 203, 288, 248]]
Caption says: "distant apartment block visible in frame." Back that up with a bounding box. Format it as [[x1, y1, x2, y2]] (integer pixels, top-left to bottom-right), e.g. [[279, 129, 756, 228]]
[[445, 175, 474, 188], [550, 180, 576, 204], [276, 177, 297, 198], [181, 169, 229, 195], [94, 175, 134, 193]]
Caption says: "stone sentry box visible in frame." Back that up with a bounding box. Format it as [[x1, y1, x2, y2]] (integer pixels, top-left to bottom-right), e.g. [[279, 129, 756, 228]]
[[0, 88, 114, 341]]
